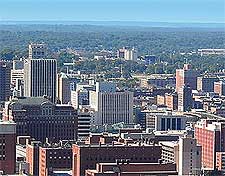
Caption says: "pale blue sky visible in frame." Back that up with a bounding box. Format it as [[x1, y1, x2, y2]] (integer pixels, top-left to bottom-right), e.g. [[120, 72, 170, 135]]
[[0, 0, 224, 23]]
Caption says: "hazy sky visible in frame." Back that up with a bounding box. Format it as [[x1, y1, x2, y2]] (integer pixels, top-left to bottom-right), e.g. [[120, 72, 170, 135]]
[[0, 0, 224, 23]]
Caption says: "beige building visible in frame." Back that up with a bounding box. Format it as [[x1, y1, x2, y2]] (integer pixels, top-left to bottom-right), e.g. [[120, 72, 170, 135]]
[[160, 135, 202, 176], [24, 44, 57, 102], [90, 82, 133, 125]]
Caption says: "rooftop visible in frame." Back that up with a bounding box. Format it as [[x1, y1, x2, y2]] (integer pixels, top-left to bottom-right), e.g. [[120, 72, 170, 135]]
[[11, 96, 52, 106]]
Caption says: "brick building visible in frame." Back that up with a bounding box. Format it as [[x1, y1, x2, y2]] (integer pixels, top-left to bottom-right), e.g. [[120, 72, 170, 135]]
[[26, 141, 42, 176], [0, 121, 16, 174], [176, 64, 197, 92], [39, 144, 72, 176], [4, 97, 78, 142], [85, 162, 177, 176], [26, 140, 74, 176], [214, 81, 225, 96], [72, 142, 162, 176], [195, 119, 225, 170]]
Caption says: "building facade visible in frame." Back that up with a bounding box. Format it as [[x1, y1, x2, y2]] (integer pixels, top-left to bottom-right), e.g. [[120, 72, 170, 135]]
[[24, 44, 57, 103], [0, 121, 16, 174], [197, 76, 219, 92], [176, 64, 197, 92], [195, 119, 225, 170], [72, 143, 162, 176], [178, 85, 193, 112], [90, 82, 133, 125], [4, 97, 78, 142], [0, 61, 11, 101]]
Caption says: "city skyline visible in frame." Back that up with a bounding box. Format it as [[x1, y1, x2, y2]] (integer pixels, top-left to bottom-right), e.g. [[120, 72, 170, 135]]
[[0, 0, 224, 23]]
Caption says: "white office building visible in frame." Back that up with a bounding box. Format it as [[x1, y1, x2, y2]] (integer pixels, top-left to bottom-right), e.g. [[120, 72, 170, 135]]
[[90, 82, 133, 125]]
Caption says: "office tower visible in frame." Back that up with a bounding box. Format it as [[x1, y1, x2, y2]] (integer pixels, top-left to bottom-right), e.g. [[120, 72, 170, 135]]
[[71, 89, 89, 109], [178, 85, 192, 112], [77, 110, 91, 139], [89, 82, 133, 125], [176, 64, 197, 92], [11, 59, 24, 86], [57, 73, 71, 104], [197, 76, 219, 92], [0, 121, 16, 174], [214, 81, 225, 96], [4, 97, 78, 142], [24, 44, 57, 102], [0, 61, 11, 101], [28, 43, 47, 59]]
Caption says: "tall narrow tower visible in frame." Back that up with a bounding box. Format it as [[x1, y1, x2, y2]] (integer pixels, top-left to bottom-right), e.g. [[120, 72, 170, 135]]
[[0, 61, 11, 101], [24, 43, 57, 102]]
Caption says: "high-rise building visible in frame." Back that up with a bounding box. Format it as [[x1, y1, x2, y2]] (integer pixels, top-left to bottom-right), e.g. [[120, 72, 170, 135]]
[[176, 64, 197, 92], [0, 121, 16, 174], [178, 85, 193, 112], [57, 73, 71, 104], [89, 82, 133, 125], [0, 61, 11, 101], [24, 44, 57, 102], [214, 81, 225, 96], [3, 97, 78, 142], [117, 47, 138, 61], [28, 43, 47, 59], [77, 110, 91, 139], [195, 119, 225, 170], [197, 76, 219, 92]]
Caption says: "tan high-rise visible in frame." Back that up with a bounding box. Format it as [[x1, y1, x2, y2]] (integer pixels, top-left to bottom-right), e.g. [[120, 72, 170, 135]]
[[24, 44, 57, 102]]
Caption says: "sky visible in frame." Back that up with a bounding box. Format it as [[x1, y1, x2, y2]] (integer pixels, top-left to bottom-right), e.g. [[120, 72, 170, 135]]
[[0, 0, 224, 23]]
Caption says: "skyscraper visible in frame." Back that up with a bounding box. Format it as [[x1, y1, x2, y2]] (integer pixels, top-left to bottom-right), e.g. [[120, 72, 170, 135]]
[[0, 61, 11, 101], [176, 64, 197, 92], [24, 43, 57, 102], [89, 82, 133, 125], [178, 85, 193, 112]]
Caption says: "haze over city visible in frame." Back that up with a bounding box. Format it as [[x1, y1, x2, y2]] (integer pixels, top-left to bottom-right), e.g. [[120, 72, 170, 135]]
[[0, 0, 225, 176]]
